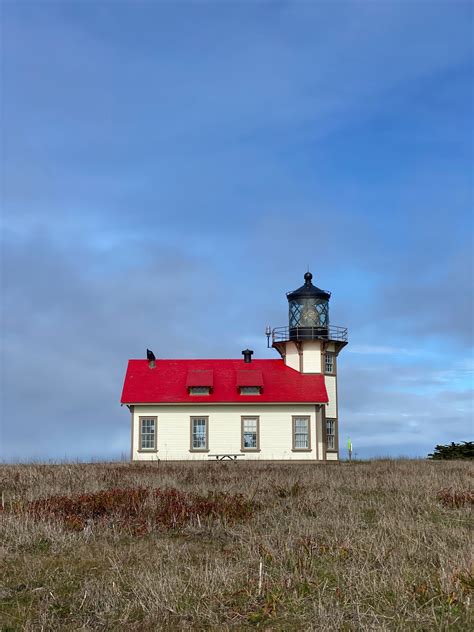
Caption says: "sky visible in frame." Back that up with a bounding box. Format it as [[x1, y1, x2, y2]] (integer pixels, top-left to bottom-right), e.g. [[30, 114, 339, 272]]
[[1, 0, 473, 461]]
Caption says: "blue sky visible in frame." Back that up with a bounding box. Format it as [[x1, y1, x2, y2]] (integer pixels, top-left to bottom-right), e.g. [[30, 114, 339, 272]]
[[1, 1, 473, 461]]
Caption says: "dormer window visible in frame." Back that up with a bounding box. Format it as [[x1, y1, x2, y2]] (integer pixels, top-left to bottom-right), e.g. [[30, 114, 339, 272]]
[[189, 386, 211, 395], [236, 369, 263, 396], [239, 386, 261, 395]]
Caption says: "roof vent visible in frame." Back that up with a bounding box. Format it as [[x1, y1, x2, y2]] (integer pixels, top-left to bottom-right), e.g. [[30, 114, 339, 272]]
[[242, 348, 254, 363], [147, 348, 156, 369]]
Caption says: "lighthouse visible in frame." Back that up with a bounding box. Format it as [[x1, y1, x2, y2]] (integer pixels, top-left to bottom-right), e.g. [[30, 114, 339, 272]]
[[270, 272, 348, 459], [122, 270, 347, 461]]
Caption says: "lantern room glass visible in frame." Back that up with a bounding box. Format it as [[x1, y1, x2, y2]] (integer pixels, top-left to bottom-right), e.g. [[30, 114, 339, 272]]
[[289, 298, 329, 328]]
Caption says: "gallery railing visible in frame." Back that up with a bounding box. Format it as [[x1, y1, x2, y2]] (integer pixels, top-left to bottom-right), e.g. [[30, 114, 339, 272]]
[[272, 325, 348, 344]]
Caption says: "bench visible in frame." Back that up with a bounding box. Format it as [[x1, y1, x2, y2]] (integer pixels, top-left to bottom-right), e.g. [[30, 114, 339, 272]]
[[207, 454, 245, 461]]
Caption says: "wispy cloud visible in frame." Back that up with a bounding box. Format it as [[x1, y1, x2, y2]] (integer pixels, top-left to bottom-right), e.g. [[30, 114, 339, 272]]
[[348, 345, 419, 356]]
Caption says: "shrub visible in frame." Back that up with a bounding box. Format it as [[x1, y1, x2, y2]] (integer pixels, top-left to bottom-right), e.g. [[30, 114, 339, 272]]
[[428, 441, 474, 460], [9, 487, 255, 534], [436, 487, 474, 508]]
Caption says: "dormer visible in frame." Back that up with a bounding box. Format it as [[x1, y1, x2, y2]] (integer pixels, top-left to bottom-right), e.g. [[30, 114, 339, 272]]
[[237, 369, 263, 395], [186, 369, 213, 395]]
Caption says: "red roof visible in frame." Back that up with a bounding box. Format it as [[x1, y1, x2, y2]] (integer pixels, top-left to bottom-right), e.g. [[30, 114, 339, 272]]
[[121, 359, 328, 404]]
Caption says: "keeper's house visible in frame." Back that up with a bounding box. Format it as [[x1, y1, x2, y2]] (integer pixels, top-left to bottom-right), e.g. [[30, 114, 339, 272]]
[[121, 272, 348, 461]]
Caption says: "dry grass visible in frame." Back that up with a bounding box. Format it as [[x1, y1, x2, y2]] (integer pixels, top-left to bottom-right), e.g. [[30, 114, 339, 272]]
[[0, 460, 472, 630]]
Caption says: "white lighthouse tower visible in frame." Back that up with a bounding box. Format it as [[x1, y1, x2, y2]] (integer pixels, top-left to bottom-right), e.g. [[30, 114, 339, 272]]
[[270, 272, 348, 459]]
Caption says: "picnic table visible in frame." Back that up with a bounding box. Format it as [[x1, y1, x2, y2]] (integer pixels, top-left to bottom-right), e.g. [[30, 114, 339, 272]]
[[207, 454, 245, 461]]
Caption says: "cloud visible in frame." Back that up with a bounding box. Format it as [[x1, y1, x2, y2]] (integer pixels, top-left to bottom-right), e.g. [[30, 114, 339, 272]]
[[376, 248, 474, 346], [338, 359, 473, 458], [0, 228, 230, 460], [348, 345, 419, 356], [1, 2, 472, 460]]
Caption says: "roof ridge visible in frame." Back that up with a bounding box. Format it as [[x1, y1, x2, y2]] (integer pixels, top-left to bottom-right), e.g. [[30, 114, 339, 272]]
[[129, 358, 282, 362]]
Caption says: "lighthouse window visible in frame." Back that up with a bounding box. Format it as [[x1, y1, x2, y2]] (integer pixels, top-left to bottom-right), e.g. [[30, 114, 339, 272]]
[[326, 418, 336, 451], [139, 417, 157, 452], [289, 301, 302, 327], [325, 353, 335, 374], [292, 416, 311, 451], [190, 417, 208, 451], [241, 417, 260, 451], [290, 299, 329, 328], [316, 302, 329, 326]]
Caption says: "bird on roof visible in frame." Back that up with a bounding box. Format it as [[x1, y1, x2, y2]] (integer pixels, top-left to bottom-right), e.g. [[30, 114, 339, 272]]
[[146, 349, 156, 362]]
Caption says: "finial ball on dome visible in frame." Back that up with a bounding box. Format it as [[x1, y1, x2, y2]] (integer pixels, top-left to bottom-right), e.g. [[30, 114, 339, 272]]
[[304, 271, 313, 284]]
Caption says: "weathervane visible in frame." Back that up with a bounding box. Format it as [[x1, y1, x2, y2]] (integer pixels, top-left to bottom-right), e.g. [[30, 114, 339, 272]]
[[265, 325, 272, 348]]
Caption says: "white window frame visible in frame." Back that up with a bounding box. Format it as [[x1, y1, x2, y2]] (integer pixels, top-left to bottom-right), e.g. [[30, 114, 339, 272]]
[[326, 418, 336, 451], [241, 416, 260, 451], [292, 416, 311, 451], [190, 416, 209, 452], [139, 416, 157, 452], [325, 352, 335, 374]]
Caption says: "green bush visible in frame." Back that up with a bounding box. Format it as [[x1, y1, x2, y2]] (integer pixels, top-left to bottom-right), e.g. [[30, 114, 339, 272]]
[[428, 441, 474, 460]]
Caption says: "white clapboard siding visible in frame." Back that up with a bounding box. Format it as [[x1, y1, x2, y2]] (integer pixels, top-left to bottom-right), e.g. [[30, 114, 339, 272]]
[[324, 375, 337, 418], [284, 342, 300, 371], [301, 341, 322, 373], [132, 404, 322, 461]]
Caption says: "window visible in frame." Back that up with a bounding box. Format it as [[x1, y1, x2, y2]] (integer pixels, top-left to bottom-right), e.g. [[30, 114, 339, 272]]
[[289, 299, 329, 328], [316, 301, 329, 326], [289, 300, 302, 327], [326, 418, 336, 451], [239, 386, 261, 395], [190, 417, 208, 451], [292, 416, 310, 451], [189, 386, 211, 395], [325, 352, 335, 374], [139, 417, 157, 451], [241, 416, 260, 451]]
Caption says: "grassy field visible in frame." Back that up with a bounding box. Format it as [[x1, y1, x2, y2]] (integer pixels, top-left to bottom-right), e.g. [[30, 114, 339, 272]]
[[0, 460, 472, 630]]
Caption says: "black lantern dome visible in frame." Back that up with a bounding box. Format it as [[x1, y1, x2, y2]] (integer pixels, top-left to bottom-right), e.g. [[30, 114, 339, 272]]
[[287, 272, 330, 340]]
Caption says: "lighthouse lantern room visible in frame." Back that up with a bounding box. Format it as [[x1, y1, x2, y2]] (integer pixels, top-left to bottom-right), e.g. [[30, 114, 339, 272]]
[[271, 272, 347, 373]]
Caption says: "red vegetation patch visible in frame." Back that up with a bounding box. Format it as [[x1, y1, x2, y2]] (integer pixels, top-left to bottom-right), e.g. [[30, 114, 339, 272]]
[[436, 487, 474, 508], [20, 487, 255, 534]]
